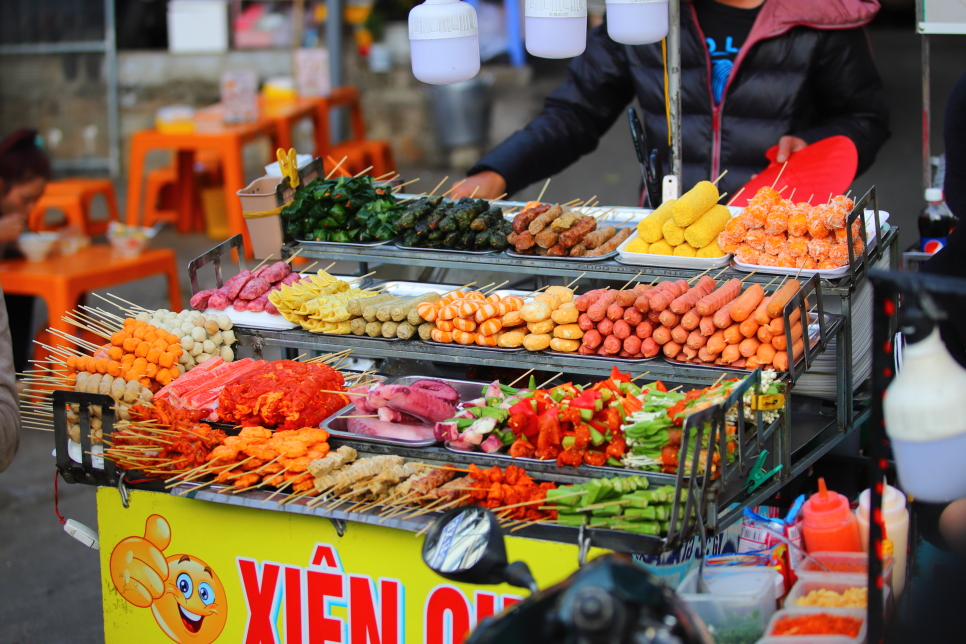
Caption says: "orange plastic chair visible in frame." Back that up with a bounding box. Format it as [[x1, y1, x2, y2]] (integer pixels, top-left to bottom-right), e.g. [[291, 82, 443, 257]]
[[30, 178, 120, 236], [316, 87, 396, 177], [143, 151, 224, 231]]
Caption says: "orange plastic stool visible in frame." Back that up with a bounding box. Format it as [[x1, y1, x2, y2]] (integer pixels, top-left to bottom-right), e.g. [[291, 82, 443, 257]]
[[143, 151, 224, 232], [30, 178, 120, 236], [143, 167, 180, 227], [329, 142, 372, 176]]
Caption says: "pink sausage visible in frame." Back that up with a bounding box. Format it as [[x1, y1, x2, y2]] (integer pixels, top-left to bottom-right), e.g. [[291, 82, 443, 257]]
[[613, 320, 632, 340], [635, 320, 654, 339], [597, 318, 615, 336], [623, 335, 642, 354], [623, 307, 643, 326]]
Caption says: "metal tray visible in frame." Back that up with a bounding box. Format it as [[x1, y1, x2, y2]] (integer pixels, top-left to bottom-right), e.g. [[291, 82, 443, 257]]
[[394, 240, 499, 255], [444, 443, 633, 476], [664, 312, 827, 371], [375, 280, 530, 300], [348, 331, 403, 342], [422, 339, 524, 353], [322, 376, 489, 447], [505, 248, 620, 262], [296, 237, 396, 249], [545, 350, 656, 364]]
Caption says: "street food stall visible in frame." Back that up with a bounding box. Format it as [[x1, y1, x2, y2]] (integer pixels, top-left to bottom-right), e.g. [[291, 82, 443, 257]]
[[24, 149, 902, 643]]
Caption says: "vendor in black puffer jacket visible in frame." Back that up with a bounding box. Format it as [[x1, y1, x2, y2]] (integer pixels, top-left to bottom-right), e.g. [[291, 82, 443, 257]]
[[450, 0, 890, 201]]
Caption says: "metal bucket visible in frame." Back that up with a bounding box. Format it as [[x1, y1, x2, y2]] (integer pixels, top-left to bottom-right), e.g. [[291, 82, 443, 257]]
[[427, 74, 493, 149]]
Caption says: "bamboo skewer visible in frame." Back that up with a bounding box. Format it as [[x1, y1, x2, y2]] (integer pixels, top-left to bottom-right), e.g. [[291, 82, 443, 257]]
[[712, 169, 729, 185], [771, 162, 788, 189], [619, 271, 643, 291], [325, 156, 349, 180], [535, 178, 551, 203], [429, 176, 450, 196], [566, 272, 587, 289], [353, 166, 374, 178], [252, 255, 273, 271], [507, 369, 534, 388], [535, 372, 564, 390], [390, 178, 421, 193], [726, 187, 747, 207]]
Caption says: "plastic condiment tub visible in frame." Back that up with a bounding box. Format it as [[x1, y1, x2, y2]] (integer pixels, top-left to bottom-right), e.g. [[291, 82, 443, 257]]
[[785, 575, 891, 618], [796, 552, 894, 591], [763, 606, 867, 643], [678, 566, 779, 643]]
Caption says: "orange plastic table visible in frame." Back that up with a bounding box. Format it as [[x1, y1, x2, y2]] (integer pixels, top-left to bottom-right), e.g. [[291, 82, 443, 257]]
[[0, 246, 182, 354], [125, 120, 278, 256], [261, 97, 327, 153]]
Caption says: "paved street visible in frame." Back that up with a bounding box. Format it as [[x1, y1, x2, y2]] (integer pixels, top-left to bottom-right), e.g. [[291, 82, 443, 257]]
[[1, 23, 965, 644]]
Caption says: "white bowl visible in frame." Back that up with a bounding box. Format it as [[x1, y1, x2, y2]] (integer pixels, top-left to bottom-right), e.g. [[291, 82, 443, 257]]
[[108, 231, 150, 257], [18, 232, 59, 262]]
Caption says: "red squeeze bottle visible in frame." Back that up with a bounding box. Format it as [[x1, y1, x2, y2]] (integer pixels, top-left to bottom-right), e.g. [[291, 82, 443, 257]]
[[801, 478, 862, 553]]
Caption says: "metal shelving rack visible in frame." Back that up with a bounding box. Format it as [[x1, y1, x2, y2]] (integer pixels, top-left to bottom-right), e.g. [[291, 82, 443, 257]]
[[211, 187, 898, 547]]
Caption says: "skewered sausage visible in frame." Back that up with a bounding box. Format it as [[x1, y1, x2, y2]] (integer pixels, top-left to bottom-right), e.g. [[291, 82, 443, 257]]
[[671, 325, 689, 344], [713, 301, 738, 329], [695, 279, 742, 317], [582, 226, 617, 249], [528, 205, 563, 235], [730, 284, 765, 322], [602, 335, 622, 354], [558, 217, 596, 248], [586, 228, 633, 255], [514, 231, 537, 252], [670, 276, 717, 314], [623, 307, 643, 326], [512, 203, 550, 233], [766, 279, 801, 317], [635, 320, 654, 339], [699, 315, 716, 336]]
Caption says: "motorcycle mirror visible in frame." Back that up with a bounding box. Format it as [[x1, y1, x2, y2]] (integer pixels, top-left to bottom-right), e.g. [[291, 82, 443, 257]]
[[421, 507, 537, 593]]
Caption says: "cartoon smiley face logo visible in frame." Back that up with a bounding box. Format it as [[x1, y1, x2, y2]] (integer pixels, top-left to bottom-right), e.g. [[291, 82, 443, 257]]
[[110, 515, 228, 643]]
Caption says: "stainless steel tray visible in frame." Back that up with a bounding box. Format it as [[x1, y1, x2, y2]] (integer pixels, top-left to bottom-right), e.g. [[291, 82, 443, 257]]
[[374, 280, 530, 300], [348, 331, 403, 342], [395, 241, 499, 255], [296, 238, 396, 249], [545, 350, 656, 364], [664, 312, 827, 371], [422, 339, 524, 353], [444, 444, 632, 476], [505, 248, 619, 262], [322, 376, 489, 447]]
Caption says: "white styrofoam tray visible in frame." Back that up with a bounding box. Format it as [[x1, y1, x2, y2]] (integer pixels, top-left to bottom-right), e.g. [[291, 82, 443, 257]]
[[614, 206, 741, 269], [202, 274, 362, 331], [731, 211, 890, 279]]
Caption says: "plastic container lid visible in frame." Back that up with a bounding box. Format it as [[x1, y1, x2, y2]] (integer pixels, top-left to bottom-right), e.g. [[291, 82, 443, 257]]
[[925, 187, 944, 202], [409, 0, 479, 40], [678, 566, 779, 642]]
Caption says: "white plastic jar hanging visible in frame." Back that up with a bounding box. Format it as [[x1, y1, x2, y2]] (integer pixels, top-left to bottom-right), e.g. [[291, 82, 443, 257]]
[[409, 0, 481, 85], [606, 0, 668, 46], [525, 0, 588, 59]]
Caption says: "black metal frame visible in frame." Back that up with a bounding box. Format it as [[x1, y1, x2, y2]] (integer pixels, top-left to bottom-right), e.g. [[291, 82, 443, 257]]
[[867, 268, 966, 643], [53, 391, 118, 487]]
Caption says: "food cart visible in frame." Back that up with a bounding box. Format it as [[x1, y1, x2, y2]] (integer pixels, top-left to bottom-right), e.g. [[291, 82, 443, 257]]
[[40, 171, 899, 643]]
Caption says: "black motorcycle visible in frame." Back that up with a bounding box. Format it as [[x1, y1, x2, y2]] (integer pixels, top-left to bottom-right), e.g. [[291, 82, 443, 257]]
[[421, 506, 716, 644]]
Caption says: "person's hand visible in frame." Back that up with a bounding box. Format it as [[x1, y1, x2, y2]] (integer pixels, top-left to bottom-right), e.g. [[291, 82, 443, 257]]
[[448, 172, 507, 200], [0, 214, 26, 243], [775, 136, 809, 164]]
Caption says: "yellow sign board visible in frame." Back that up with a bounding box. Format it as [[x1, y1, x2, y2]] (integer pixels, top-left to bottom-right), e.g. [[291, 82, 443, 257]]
[[97, 488, 589, 644]]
